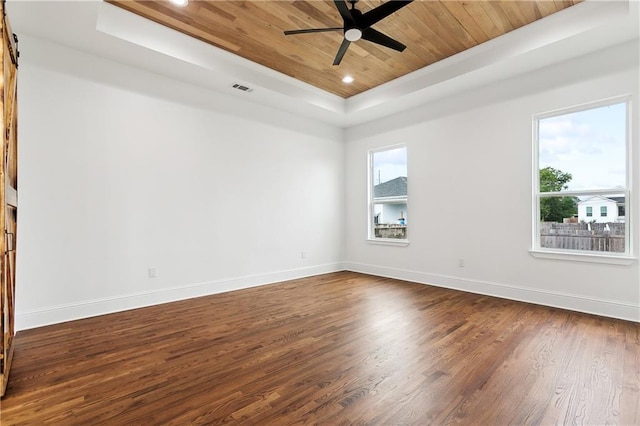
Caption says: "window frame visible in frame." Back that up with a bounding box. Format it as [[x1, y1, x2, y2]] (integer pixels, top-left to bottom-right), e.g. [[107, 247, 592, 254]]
[[531, 96, 634, 264], [368, 144, 409, 246]]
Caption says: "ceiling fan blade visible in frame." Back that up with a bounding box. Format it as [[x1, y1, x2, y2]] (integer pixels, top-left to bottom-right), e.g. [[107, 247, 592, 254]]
[[333, 0, 355, 26], [284, 28, 343, 35], [360, 0, 413, 28], [333, 38, 351, 66], [361, 28, 406, 52]]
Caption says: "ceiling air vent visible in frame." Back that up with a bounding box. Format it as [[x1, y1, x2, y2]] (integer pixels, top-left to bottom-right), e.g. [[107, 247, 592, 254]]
[[231, 83, 254, 93]]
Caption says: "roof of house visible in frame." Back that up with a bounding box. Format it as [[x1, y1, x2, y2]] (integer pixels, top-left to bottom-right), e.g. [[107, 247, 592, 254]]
[[374, 177, 407, 198], [578, 195, 625, 204]]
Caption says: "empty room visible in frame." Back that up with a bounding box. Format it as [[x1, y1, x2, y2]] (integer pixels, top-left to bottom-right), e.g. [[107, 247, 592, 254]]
[[1, 0, 638, 424]]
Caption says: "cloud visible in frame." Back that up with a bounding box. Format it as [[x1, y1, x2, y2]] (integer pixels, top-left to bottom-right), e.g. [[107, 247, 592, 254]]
[[538, 103, 626, 190], [374, 146, 406, 166], [373, 147, 407, 183]]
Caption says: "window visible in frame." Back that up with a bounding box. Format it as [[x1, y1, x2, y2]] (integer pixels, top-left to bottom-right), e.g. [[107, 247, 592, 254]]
[[534, 98, 630, 257], [369, 145, 407, 242]]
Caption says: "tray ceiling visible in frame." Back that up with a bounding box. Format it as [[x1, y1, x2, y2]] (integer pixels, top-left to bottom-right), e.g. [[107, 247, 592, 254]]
[[106, 0, 581, 98]]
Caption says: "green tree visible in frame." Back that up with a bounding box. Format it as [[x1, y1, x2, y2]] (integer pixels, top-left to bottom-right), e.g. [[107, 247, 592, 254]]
[[539, 167, 578, 222]]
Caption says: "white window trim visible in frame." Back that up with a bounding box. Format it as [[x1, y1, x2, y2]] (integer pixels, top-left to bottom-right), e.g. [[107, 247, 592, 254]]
[[531, 95, 635, 264], [367, 238, 410, 247], [368, 144, 409, 246], [529, 249, 636, 265]]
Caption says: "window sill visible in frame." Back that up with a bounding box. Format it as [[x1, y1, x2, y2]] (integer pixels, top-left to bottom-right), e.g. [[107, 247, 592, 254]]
[[367, 238, 410, 247], [529, 249, 637, 265]]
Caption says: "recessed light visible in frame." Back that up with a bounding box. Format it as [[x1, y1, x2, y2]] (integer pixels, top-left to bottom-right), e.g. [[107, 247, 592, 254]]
[[169, 0, 188, 7], [342, 75, 354, 84]]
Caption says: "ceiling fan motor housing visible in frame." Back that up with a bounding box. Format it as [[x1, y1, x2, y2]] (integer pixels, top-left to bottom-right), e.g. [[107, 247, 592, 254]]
[[344, 7, 363, 41]]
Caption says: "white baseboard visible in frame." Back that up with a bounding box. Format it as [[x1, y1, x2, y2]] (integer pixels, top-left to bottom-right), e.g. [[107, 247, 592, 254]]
[[16, 262, 345, 331], [343, 261, 640, 323], [17, 261, 638, 330]]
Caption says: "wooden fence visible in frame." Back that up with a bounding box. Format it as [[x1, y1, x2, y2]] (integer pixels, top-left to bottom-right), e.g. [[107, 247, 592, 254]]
[[540, 234, 625, 252], [375, 225, 407, 239], [540, 222, 625, 253]]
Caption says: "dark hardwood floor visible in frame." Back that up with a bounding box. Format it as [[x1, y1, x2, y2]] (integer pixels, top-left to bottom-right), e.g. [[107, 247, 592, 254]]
[[2, 272, 639, 425]]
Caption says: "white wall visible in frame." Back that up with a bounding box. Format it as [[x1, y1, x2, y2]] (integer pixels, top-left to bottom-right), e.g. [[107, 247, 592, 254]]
[[15, 36, 345, 330], [379, 203, 407, 225], [345, 41, 640, 322]]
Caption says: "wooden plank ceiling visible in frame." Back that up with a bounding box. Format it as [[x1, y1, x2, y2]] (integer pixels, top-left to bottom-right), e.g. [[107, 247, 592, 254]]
[[107, 0, 581, 98]]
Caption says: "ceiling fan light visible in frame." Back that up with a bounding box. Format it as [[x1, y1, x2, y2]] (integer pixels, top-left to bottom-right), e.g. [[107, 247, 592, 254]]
[[345, 28, 362, 42]]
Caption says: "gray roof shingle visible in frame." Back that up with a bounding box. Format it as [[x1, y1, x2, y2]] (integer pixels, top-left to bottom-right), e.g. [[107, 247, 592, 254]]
[[374, 176, 407, 198]]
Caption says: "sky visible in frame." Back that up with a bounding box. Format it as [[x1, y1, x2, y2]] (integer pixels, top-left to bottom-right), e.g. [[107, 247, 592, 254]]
[[372, 146, 407, 185], [538, 101, 626, 191]]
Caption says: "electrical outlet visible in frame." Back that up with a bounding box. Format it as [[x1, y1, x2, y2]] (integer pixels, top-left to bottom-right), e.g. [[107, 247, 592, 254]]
[[148, 267, 158, 278], [301, 251, 307, 259], [458, 259, 465, 268]]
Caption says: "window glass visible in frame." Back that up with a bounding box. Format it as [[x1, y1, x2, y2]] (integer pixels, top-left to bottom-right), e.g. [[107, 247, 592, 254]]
[[535, 100, 629, 255], [370, 146, 407, 241], [539, 103, 626, 192]]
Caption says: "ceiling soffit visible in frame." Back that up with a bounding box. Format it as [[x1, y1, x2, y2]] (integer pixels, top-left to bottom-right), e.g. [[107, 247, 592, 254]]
[[106, 0, 581, 98]]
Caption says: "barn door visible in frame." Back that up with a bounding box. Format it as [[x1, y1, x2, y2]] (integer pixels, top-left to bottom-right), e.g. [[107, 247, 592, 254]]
[[0, 0, 18, 397]]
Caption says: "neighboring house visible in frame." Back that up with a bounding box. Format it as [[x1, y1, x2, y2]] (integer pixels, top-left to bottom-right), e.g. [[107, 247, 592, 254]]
[[373, 177, 407, 225], [577, 195, 625, 223]]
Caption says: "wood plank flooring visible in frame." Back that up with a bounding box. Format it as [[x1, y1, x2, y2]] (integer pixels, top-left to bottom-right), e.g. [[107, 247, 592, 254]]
[[2, 272, 639, 424]]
